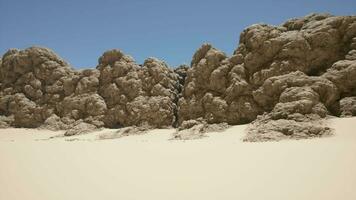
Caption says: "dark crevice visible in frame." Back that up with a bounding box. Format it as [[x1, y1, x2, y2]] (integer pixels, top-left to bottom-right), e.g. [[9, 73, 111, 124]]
[[172, 65, 188, 127]]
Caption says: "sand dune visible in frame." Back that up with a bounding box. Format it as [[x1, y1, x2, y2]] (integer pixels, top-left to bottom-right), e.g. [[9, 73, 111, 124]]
[[0, 117, 355, 200]]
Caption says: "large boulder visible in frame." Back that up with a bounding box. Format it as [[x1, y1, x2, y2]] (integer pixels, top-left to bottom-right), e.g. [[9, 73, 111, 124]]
[[339, 97, 356, 117], [0, 47, 75, 128], [244, 114, 333, 142], [97, 50, 180, 128], [252, 71, 339, 111], [178, 44, 262, 125], [322, 60, 356, 96], [0, 47, 107, 130], [7, 93, 48, 127], [237, 14, 356, 86]]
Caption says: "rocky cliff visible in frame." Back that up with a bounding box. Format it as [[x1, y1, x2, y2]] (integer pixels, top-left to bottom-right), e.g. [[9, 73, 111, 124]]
[[1, 13, 355, 140]]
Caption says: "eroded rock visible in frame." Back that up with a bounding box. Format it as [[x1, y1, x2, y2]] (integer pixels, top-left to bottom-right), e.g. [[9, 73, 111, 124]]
[[173, 118, 229, 140], [0, 13, 355, 140], [64, 122, 97, 136], [178, 44, 262, 125], [97, 51, 179, 128], [339, 97, 356, 117], [244, 114, 333, 142]]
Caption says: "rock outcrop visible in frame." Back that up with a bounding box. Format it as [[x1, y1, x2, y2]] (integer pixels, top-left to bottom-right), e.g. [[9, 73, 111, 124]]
[[0, 48, 180, 132], [178, 13, 356, 140], [97, 50, 179, 128], [241, 14, 356, 141], [0, 13, 355, 140], [339, 97, 356, 117], [0, 47, 74, 128], [178, 44, 262, 125]]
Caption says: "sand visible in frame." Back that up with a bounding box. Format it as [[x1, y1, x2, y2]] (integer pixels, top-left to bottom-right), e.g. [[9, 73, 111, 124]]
[[0, 117, 355, 200]]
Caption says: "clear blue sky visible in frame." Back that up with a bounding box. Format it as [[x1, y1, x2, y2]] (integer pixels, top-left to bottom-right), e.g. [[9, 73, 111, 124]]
[[0, 0, 355, 68]]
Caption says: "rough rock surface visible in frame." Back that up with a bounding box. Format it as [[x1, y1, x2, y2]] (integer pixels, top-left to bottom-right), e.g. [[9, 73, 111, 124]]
[[98, 126, 150, 140], [339, 97, 356, 117], [1, 13, 355, 140], [178, 44, 262, 125], [241, 14, 356, 141], [178, 13, 356, 140], [64, 122, 97, 136], [96, 50, 180, 128], [0, 47, 180, 134], [173, 118, 229, 140], [0, 47, 74, 128], [244, 114, 333, 142]]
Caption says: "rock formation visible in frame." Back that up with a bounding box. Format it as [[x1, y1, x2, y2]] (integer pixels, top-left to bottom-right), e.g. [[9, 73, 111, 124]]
[[96, 50, 180, 128], [0, 47, 74, 128], [178, 44, 262, 125], [0, 48, 180, 133], [177, 13, 356, 141], [0, 13, 355, 140], [242, 14, 356, 141]]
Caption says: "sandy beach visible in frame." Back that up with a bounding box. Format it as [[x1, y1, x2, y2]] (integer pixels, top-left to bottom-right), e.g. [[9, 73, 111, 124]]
[[0, 117, 355, 200]]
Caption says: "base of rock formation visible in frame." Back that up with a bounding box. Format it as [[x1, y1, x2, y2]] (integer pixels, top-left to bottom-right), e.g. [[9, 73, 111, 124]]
[[172, 119, 230, 140], [244, 114, 333, 142], [98, 126, 151, 140]]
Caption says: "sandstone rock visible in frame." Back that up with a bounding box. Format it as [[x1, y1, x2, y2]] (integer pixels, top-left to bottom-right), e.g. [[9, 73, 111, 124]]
[[244, 114, 333, 142], [173, 119, 229, 140], [64, 122, 97, 136], [178, 44, 262, 125], [98, 126, 150, 140], [1, 47, 72, 87], [7, 93, 45, 127], [0, 47, 74, 128], [270, 87, 328, 119], [322, 60, 356, 96], [253, 71, 339, 111], [0, 115, 14, 128], [239, 14, 356, 141], [339, 97, 356, 117], [97, 50, 179, 128], [75, 69, 100, 94], [236, 14, 356, 87], [0, 14, 355, 140], [40, 114, 69, 131], [54, 92, 107, 129]]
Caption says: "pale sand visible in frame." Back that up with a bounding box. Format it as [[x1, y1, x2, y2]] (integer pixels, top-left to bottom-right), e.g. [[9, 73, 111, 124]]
[[0, 117, 355, 200]]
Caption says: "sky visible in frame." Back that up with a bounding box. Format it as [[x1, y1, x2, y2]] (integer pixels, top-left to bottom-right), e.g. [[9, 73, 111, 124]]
[[0, 0, 355, 68]]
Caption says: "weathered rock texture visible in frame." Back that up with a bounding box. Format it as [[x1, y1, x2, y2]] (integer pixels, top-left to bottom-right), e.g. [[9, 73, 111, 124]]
[[96, 50, 180, 128], [0, 47, 74, 128], [244, 114, 333, 142], [1, 13, 355, 140], [173, 118, 229, 140], [177, 13, 356, 141], [0, 48, 180, 132], [241, 14, 356, 141], [178, 44, 263, 125]]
